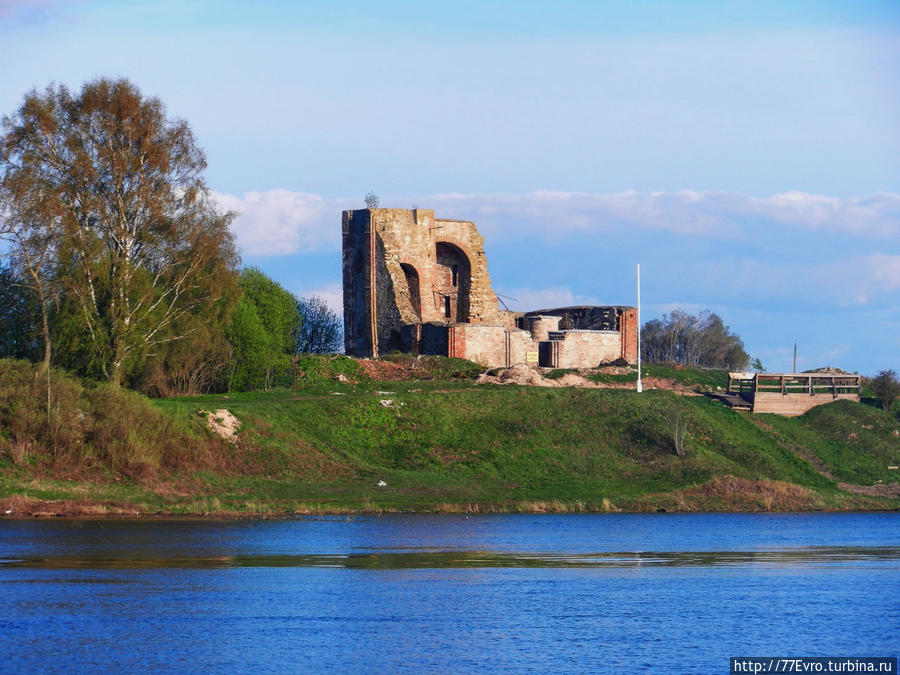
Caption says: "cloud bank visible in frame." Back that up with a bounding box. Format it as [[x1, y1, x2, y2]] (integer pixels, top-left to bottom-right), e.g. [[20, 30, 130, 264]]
[[217, 189, 900, 256]]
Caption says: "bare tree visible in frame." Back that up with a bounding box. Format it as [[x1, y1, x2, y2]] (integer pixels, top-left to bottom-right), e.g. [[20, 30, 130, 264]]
[[642, 309, 748, 370], [667, 403, 688, 456], [296, 295, 343, 354], [364, 192, 379, 209], [0, 191, 58, 374]]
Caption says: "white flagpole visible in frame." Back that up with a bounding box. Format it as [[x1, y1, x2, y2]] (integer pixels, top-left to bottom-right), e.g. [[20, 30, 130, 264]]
[[637, 263, 642, 393]]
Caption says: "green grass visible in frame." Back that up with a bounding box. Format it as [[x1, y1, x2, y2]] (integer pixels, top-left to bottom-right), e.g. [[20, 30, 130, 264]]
[[1, 358, 897, 514], [762, 401, 900, 485], [149, 377, 897, 512]]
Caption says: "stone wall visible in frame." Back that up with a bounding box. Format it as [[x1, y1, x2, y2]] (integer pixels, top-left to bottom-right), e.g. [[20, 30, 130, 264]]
[[342, 208, 638, 367], [342, 208, 500, 356], [554, 330, 623, 369]]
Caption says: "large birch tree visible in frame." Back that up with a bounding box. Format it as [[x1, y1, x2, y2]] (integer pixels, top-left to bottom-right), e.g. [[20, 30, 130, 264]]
[[0, 78, 237, 385]]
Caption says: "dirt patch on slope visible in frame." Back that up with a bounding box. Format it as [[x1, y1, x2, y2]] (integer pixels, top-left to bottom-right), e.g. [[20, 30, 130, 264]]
[[645, 476, 822, 511], [476, 364, 693, 392], [202, 409, 241, 443]]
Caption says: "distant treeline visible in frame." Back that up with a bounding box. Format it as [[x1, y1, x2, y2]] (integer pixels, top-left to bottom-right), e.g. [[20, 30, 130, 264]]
[[641, 309, 750, 371]]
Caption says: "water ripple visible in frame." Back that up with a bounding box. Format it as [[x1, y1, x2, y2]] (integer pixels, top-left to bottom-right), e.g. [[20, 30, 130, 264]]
[[1, 546, 897, 570]]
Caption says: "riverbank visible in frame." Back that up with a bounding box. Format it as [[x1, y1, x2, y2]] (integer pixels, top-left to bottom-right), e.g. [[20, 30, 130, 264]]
[[1, 357, 898, 516]]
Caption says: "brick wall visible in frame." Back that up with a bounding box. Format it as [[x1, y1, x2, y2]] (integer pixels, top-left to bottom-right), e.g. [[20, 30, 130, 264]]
[[620, 308, 638, 363]]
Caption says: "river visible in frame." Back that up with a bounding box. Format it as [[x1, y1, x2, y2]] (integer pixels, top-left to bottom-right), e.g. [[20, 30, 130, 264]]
[[1, 512, 897, 673]]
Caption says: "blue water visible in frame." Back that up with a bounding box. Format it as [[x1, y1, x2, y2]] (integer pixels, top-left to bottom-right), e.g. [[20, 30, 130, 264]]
[[1, 513, 897, 673]]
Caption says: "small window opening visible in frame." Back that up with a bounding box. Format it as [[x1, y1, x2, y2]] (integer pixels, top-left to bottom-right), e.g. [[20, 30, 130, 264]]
[[444, 296, 452, 318], [451, 265, 458, 286]]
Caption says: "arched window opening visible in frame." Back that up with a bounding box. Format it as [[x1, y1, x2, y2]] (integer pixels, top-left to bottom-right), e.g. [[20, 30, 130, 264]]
[[435, 242, 471, 323], [400, 263, 421, 321]]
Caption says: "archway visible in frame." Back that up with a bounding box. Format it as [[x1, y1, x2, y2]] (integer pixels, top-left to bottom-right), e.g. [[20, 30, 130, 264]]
[[400, 262, 421, 321], [435, 242, 471, 323]]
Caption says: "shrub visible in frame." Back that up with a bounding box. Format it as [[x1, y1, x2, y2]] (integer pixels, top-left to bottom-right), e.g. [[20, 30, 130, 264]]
[[0, 359, 222, 480]]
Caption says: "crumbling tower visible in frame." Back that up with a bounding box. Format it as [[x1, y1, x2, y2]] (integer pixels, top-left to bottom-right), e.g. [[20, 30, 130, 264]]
[[342, 208, 499, 357]]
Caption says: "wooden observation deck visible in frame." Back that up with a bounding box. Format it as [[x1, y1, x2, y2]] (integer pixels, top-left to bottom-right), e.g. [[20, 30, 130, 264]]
[[726, 372, 861, 416]]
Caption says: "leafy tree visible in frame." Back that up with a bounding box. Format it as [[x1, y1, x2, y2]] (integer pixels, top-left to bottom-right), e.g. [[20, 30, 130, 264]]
[[0, 78, 238, 385], [870, 370, 900, 412], [226, 296, 272, 391], [751, 357, 766, 372], [0, 264, 41, 361], [226, 268, 300, 390], [0, 182, 60, 372], [296, 294, 343, 354], [642, 309, 749, 370], [364, 192, 379, 209], [139, 301, 237, 397]]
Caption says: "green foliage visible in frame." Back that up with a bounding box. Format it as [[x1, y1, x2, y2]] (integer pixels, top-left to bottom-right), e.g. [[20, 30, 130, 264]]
[[226, 268, 301, 391], [0, 359, 219, 478], [138, 305, 236, 397], [0, 265, 41, 361], [227, 297, 272, 391], [1, 78, 239, 385], [49, 296, 113, 381], [295, 354, 366, 382], [869, 370, 900, 413], [239, 267, 300, 354]]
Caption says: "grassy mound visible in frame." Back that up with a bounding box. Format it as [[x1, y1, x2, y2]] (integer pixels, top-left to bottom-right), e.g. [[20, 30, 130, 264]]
[[1, 358, 897, 515], [0, 359, 224, 481]]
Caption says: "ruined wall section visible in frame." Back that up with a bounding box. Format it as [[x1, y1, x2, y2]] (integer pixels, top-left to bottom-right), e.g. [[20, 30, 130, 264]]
[[528, 305, 639, 365], [553, 331, 623, 369], [432, 219, 499, 325], [343, 208, 502, 356], [343, 208, 635, 366], [342, 210, 373, 356], [620, 308, 638, 363]]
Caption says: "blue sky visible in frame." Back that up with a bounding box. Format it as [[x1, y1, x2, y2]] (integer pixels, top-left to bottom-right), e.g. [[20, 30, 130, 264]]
[[2, 0, 899, 374]]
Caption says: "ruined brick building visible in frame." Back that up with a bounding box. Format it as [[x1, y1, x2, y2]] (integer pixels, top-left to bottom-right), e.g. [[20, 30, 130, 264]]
[[342, 208, 638, 368]]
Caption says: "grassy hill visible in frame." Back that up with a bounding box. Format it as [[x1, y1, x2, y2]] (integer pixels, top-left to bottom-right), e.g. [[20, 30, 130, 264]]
[[1, 357, 897, 515]]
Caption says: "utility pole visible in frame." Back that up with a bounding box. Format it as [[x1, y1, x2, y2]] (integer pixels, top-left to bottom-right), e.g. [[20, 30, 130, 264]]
[[793, 343, 797, 374], [637, 263, 642, 393]]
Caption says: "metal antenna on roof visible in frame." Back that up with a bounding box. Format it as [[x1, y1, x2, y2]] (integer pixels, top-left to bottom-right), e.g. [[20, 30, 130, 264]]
[[495, 293, 518, 312]]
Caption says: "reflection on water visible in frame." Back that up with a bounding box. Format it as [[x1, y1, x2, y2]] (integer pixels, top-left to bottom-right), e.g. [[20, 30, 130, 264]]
[[1, 513, 897, 673], [2, 546, 898, 570]]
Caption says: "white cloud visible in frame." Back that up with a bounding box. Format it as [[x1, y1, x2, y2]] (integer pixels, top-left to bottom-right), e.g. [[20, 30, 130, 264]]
[[212, 189, 900, 270], [422, 190, 900, 241], [213, 190, 350, 256], [754, 191, 900, 237]]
